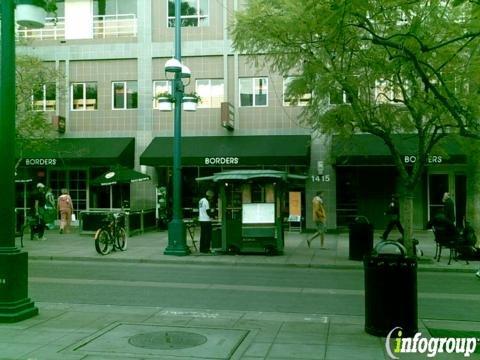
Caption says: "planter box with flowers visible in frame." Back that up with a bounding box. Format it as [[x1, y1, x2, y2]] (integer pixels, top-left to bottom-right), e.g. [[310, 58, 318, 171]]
[[182, 93, 201, 111], [155, 92, 175, 111]]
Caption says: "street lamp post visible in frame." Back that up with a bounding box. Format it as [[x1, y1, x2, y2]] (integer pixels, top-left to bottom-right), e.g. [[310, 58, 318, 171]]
[[0, 0, 48, 322], [164, 0, 190, 255]]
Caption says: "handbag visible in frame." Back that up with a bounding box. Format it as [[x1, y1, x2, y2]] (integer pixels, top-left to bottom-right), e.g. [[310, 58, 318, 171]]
[[71, 213, 76, 222]]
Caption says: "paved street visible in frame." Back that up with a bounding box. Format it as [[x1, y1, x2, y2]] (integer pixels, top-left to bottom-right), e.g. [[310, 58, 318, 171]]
[[0, 228, 479, 359], [29, 260, 480, 322]]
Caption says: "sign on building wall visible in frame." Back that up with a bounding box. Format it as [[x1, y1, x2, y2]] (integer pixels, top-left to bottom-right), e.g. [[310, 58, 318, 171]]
[[289, 191, 301, 220]]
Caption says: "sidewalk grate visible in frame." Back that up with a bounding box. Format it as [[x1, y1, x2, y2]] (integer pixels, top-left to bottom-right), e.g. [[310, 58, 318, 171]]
[[129, 330, 208, 350], [65, 322, 250, 359]]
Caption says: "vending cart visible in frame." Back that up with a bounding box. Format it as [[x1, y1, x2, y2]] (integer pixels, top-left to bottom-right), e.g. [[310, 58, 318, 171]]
[[197, 170, 306, 255]]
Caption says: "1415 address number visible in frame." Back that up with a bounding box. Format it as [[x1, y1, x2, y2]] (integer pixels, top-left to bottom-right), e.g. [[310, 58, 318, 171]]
[[311, 175, 330, 182]]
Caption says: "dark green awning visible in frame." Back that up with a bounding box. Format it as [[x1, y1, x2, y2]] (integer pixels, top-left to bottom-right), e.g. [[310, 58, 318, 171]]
[[140, 135, 311, 166], [16, 137, 135, 167], [332, 134, 467, 165]]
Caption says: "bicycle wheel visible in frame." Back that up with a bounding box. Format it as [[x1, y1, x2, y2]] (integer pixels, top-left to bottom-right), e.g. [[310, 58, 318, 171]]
[[95, 228, 113, 255], [115, 227, 127, 251]]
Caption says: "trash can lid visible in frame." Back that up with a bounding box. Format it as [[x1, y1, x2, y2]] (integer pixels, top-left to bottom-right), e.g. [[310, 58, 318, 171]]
[[353, 215, 369, 224], [373, 241, 406, 256]]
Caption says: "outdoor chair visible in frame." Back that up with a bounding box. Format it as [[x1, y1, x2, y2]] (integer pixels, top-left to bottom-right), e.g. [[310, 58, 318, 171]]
[[432, 225, 468, 265]]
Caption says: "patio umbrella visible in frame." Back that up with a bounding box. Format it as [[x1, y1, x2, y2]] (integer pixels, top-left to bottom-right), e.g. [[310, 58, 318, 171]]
[[91, 167, 151, 209], [15, 170, 33, 222]]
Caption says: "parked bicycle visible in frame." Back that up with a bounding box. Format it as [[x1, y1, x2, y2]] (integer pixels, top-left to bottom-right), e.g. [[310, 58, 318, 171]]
[[94, 212, 127, 255]]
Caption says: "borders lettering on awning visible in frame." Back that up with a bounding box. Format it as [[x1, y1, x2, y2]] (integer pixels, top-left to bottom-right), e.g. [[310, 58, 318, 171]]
[[24, 158, 58, 166], [140, 135, 311, 167], [333, 134, 466, 166]]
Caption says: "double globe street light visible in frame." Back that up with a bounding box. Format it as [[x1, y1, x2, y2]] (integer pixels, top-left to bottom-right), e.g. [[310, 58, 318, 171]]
[[0, 0, 52, 322], [162, 0, 197, 256]]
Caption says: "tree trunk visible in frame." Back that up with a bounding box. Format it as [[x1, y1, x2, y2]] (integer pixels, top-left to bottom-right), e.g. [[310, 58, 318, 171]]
[[401, 191, 415, 257], [466, 146, 480, 245]]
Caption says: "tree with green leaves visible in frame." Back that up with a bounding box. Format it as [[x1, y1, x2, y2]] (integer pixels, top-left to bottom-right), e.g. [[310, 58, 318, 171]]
[[232, 0, 480, 255], [15, 55, 64, 168]]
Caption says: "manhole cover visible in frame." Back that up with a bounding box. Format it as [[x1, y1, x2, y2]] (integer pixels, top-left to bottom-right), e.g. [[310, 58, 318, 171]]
[[129, 331, 208, 350]]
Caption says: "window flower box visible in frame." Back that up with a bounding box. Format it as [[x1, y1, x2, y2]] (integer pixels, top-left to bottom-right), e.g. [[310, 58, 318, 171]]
[[182, 93, 200, 112], [155, 93, 174, 112]]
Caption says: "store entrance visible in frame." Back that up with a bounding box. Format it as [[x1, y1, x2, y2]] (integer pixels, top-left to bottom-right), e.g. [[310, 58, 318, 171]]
[[49, 169, 87, 218], [427, 173, 466, 227]]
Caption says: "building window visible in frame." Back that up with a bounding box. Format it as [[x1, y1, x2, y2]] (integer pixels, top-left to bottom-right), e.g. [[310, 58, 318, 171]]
[[374, 79, 406, 104], [93, 0, 137, 38], [239, 77, 268, 107], [168, 0, 209, 27], [196, 79, 224, 108], [329, 86, 352, 105], [153, 80, 172, 109], [71, 82, 97, 111], [112, 81, 138, 110], [32, 83, 56, 111], [283, 77, 311, 106], [94, 0, 137, 16]]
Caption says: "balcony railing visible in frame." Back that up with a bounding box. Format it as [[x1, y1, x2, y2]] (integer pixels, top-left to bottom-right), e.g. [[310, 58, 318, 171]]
[[16, 14, 137, 41], [93, 14, 137, 39], [17, 17, 65, 40]]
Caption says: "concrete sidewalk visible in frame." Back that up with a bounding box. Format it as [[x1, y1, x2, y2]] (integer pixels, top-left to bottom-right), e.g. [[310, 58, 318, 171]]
[[19, 227, 479, 272], [2, 302, 479, 360], [2, 228, 478, 360]]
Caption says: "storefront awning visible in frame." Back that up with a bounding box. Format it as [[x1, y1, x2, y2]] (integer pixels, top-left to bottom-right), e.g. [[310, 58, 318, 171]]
[[16, 137, 135, 167], [140, 135, 311, 166], [332, 134, 467, 165]]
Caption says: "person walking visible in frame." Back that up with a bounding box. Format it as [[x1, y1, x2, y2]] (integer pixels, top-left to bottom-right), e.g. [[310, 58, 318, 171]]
[[442, 192, 455, 225], [198, 190, 214, 253], [308, 191, 326, 249], [381, 194, 404, 241], [57, 188, 74, 234], [44, 186, 56, 229], [30, 183, 47, 240]]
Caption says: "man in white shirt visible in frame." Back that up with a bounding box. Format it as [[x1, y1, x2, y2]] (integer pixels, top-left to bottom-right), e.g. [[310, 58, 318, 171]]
[[199, 190, 214, 253]]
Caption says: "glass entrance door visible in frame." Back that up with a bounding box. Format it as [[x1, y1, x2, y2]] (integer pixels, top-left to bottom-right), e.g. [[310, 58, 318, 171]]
[[49, 169, 88, 219], [428, 172, 467, 227], [428, 174, 449, 219]]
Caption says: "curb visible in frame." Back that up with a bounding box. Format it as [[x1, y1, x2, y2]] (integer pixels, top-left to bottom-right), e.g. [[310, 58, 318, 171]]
[[27, 254, 476, 273]]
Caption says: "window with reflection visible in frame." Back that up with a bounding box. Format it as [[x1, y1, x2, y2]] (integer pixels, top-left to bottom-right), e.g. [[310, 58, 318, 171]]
[[329, 86, 352, 105], [112, 81, 138, 110], [283, 76, 311, 106], [71, 82, 97, 111], [168, 0, 209, 27], [32, 83, 56, 111], [196, 79, 224, 108], [93, 0, 137, 16], [239, 77, 268, 107]]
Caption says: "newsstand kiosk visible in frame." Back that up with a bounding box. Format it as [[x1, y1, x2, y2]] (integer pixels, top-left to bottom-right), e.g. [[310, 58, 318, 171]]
[[197, 170, 306, 255]]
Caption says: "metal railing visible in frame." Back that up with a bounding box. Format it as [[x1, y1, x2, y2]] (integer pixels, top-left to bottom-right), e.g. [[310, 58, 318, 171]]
[[93, 14, 137, 39], [16, 14, 137, 41], [17, 17, 65, 40]]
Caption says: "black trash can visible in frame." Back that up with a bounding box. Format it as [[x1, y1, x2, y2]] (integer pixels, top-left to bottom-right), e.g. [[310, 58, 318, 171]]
[[349, 216, 373, 260], [364, 241, 418, 337]]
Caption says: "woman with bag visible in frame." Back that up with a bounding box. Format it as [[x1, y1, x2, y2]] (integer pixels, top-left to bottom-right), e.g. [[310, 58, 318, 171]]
[[57, 188, 74, 234]]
